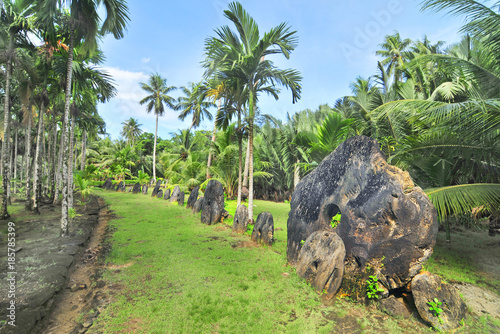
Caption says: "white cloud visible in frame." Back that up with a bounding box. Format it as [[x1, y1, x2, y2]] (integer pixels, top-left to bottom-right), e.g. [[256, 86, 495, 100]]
[[98, 66, 190, 139], [103, 67, 148, 102], [141, 57, 151, 64]]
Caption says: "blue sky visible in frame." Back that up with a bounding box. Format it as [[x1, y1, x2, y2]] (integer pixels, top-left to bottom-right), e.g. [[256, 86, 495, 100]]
[[98, 0, 465, 140]]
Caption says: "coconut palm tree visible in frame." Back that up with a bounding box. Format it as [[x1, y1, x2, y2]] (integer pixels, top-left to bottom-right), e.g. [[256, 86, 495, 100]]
[[177, 81, 215, 132], [139, 73, 177, 183], [376, 31, 412, 85], [204, 2, 302, 223], [121, 117, 142, 147]]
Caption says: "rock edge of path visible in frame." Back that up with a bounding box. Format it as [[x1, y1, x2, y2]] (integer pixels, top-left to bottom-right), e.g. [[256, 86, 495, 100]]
[[0, 196, 105, 334]]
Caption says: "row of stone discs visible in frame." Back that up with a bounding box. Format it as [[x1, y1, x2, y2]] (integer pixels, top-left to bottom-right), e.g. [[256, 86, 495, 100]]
[[186, 186, 199, 209], [232, 204, 275, 245], [125, 180, 185, 206], [286, 136, 466, 331], [107, 178, 275, 249]]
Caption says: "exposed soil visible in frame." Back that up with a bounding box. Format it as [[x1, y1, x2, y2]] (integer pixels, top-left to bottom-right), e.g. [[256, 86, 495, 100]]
[[41, 200, 115, 334]]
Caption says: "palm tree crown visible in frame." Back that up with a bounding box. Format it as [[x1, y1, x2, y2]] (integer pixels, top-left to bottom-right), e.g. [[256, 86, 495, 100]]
[[139, 73, 177, 182], [121, 117, 142, 146], [177, 81, 215, 131], [139, 73, 177, 116], [203, 1, 302, 223]]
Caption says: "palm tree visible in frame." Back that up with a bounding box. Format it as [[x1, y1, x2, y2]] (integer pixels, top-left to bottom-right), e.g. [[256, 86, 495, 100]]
[[177, 81, 215, 132], [121, 117, 142, 147], [376, 31, 412, 85], [205, 80, 225, 180], [204, 2, 302, 223], [35, 0, 130, 236], [139, 73, 177, 183], [0, 0, 36, 219]]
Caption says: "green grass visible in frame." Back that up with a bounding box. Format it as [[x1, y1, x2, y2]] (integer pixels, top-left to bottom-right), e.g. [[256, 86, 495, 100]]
[[91, 191, 331, 333], [88, 190, 498, 333], [224, 199, 290, 255]]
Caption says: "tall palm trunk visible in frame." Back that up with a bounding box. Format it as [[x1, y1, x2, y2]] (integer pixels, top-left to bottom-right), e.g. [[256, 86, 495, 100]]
[[32, 100, 45, 213], [247, 91, 255, 224], [7, 129, 13, 206], [153, 113, 158, 183], [206, 122, 217, 179], [20, 130, 24, 184], [294, 159, 300, 190], [243, 140, 250, 187], [49, 122, 58, 202], [81, 130, 87, 171], [1, 36, 13, 219], [25, 116, 32, 203], [53, 114, 65, 204], [237, 108, 243, 206], [68, 116, 75, 209], [42, 123, 47, 194], [45, 120, 54, 197], [45, 121, 51, 196], [13, 124, 18, 194], [207, 99, 221, 179], [61, 32, 74, 236]]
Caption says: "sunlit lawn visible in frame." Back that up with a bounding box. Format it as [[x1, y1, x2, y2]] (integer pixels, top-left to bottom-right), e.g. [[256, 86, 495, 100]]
[[88, 189, 498, 333]]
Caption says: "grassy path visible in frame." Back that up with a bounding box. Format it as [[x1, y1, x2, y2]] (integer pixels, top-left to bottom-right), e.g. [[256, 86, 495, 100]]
[[88, 190, 496, 333]]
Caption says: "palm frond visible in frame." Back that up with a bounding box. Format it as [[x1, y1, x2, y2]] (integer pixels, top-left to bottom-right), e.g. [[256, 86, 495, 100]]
[[425, 183, 500, 219]]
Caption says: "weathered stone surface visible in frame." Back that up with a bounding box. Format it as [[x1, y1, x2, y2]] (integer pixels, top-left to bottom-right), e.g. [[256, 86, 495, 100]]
[[192, 197, 204, 214], [170, 186, 181, 202], [115, 181, 125, 192], [132, 183, 141, 194], [233, 204, 248, 234], [177, 191, 185, 206], [186, 186, 199, 209], [103, 178, 113, 190], [377, 295, 411, 318], [156, 180, 162, 187], [251, 212, 274, 245], [0, 197, 102, 334], [287, 136, 438, 290], [412, 272, 467, 331], [200, 180, 224, 225], [164, 188, 171, 200], [151, 184, 161, 197], [156, 189, 163, 199], [201, 201, 212, 225], [296, 231, 345, 298], [141, 184, 148, 195], [241, 186, 249, 201]]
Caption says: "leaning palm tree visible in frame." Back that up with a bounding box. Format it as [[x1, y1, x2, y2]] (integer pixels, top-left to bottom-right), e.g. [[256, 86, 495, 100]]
[[139, 73, 177, 183], [121, 117, 142, 147], [203, 2, 302, 223]]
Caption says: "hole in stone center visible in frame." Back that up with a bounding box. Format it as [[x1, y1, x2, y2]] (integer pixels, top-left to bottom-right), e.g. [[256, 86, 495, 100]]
[[323, 203, 341, 229]]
